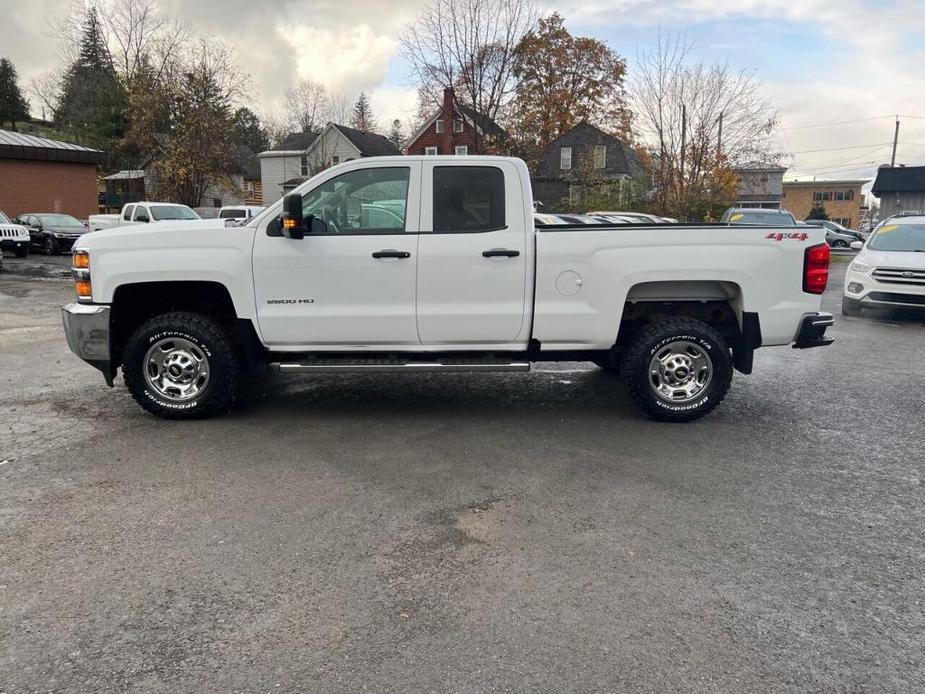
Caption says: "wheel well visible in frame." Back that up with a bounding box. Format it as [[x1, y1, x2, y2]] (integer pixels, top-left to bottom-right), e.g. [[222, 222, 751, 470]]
[[617, 281, 758, 374], [110, 281, 260, 369]]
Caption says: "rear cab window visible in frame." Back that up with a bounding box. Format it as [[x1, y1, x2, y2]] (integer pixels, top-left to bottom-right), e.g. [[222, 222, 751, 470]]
[[432, 166, 505, 232], [123, 205, 135, 221]]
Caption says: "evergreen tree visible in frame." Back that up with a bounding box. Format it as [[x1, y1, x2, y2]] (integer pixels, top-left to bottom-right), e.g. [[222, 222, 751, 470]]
[[56, 7, 125, 142], [232, 107, 269, 153], [387, 119, 404, 151], [351, 92, 375, 131], [0, 58, 30, 129], [806, 202, 830, 221]]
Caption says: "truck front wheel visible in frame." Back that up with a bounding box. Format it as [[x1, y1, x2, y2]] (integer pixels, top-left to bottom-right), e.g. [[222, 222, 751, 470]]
[[122, 311, 240, 419], [622, 318, 733, 422]]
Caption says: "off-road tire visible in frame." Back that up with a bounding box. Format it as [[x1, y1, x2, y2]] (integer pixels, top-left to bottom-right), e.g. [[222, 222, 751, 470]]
[[15, 246, 28, 258], [841, 296, 862, 318], [622, 318, 733, 423], [123, 311, 240, 419]]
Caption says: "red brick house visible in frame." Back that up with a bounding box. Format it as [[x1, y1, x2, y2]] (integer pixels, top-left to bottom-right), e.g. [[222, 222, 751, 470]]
[[406, 88, 506, 156]]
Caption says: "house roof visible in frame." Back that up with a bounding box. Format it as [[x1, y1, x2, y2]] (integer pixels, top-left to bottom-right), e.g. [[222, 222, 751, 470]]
[[733, 162, 788, 173], [535, 122, 642, 179], [871, 166, 925, 195], [102, 169, 145, 180], [783, 179, 868, 188], [407, 96, 507, 147], [0, 128, 103, 165], [262, 131, 319, 155], [332, 124, 402, 156]]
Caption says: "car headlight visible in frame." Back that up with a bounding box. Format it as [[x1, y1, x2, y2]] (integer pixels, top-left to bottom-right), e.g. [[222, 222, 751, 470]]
[[850, 259, 873, 273]]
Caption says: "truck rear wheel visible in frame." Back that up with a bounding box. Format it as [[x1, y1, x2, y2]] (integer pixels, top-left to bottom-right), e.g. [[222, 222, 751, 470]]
[[123, 311, 240, 419], [622, 318, 732, 422]]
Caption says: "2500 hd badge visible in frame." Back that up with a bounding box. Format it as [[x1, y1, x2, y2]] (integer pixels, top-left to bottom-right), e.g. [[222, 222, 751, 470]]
[[267, 298, 315, 304]]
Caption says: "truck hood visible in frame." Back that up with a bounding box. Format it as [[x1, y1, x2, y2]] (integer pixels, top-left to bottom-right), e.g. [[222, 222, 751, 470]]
[[859, 248, 925, 270], [77, 218, 251, 251]]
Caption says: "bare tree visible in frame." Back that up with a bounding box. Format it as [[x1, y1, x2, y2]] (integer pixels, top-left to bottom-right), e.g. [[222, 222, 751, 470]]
[[399, 0, 536, 152], [632, 32, 780, 221], [285, 78, 328, 133], [326, 92, 352, 125], [100, 0, 187, 84]]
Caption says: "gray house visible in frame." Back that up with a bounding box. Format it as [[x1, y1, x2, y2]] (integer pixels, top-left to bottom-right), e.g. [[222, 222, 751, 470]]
[[732, 163, 787, 209], [871, 165, 925, 218], [531, 122, 643, 210]]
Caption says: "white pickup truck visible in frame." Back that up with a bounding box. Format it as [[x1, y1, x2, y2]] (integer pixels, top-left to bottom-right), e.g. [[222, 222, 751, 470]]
[[62, 156, 834, 422], [88, 202, 201, 231]]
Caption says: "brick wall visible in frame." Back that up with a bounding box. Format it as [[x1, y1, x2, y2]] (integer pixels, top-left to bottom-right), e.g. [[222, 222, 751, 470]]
[[407, 88, 484, 155], [783, 183, 864, 227], [0, 159, 99, 219]]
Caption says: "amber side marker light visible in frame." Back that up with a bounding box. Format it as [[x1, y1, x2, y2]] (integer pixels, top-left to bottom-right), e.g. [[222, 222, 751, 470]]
[[73, 251, 92, 300]]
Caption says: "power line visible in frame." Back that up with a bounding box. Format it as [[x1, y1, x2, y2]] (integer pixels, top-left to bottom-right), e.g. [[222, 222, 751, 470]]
[[790, 142, 894, 154], [780, 115, 894, 130]]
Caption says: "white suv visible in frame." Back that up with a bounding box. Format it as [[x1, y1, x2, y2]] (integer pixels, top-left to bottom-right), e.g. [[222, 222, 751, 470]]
[[843, 215, 925, 315]]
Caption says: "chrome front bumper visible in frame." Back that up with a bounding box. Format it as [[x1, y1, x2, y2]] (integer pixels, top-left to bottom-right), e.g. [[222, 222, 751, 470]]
[[62, 302, 114, 386]]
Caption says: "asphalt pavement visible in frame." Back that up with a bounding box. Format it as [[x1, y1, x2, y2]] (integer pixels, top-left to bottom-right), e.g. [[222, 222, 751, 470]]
[[1, 253, 923, 693]]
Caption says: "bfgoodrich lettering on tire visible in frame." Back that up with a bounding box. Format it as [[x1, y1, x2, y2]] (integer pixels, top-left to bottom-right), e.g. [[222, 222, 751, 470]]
[[622, 317, 733, 422], [123, 311, 240, 419]]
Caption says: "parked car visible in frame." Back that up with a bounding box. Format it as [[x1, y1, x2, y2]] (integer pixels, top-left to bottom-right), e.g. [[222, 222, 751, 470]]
[[842, 215, 925, 316], [63, 156, 834, 423], [0, 209, 30, 257], [89, 202, 202, 231], [588, 211, 675, 224], [15, 213, 89, 254], [219, 205, 266, 222], [803, 219, 866, 245], [721, 208, 798, 226]]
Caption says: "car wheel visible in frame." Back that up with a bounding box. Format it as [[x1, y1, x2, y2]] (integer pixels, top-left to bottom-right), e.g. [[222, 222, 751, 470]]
[[622, 318, 733, 422], [43, 236, 57, 255], [122, 311, 240, 419], [842, 296, 862, 318], [832, 240, 848, 249], [15, 245, 29, 258]]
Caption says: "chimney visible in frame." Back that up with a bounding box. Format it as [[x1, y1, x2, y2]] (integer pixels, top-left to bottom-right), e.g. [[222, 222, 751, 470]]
[[442, 87, 454, 154]]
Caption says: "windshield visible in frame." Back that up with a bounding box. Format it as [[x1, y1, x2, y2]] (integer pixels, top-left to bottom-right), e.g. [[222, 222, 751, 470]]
[[727, 211, 796, 226], [0, 210, 10, 224], [150, 205, 200, 221], [38, 214, 84, 228], [867, 223, 925, 252]]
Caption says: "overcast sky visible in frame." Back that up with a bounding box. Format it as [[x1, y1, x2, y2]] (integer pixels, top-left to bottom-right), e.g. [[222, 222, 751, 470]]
[[3, 0, 925, 183]]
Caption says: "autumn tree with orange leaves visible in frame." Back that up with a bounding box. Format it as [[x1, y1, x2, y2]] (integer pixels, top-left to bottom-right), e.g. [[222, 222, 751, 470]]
[[509, 13, 633, 167]]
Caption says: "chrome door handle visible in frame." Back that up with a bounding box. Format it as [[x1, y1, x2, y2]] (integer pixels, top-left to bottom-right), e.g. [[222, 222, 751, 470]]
[[372, 250, 411, 259], [482, 249, 520, 258]]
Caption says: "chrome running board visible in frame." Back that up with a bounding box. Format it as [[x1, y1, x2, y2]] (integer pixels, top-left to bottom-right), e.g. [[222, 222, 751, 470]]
[[272, 361, 531, 374]]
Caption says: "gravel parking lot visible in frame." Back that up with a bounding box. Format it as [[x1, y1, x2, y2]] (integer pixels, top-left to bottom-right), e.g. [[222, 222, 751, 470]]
[[1, 255, 923, 692]]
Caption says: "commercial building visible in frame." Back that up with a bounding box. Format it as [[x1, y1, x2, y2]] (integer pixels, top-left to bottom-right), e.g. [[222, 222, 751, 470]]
[[871, 165, 925, 219], [0, 129, 102, 219], [732, 163, 787, 209], [781, 179, 868, 228]]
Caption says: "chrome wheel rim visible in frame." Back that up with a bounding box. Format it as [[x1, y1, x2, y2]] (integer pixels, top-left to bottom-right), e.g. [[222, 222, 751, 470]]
[[143, 337, 211, 402], [648, 340, 712, 404]]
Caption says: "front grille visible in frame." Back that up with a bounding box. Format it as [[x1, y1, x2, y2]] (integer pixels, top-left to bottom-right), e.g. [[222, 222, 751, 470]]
[[872, 267, 925, 286], [867, 292, 925, 306]]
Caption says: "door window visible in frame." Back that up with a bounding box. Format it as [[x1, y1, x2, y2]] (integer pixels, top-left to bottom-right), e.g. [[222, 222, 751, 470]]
[[433, 166, 505, 232], [123, 205, 135, 221], [300, 167, 410, 234]]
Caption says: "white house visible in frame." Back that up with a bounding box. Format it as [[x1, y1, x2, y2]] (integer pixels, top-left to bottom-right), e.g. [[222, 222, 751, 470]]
[[258, 123, 401, 203]]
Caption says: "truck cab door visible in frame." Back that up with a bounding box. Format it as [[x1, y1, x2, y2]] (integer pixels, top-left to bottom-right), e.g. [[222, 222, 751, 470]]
[[415, 161, 530, 347], [252, 162, 422, 350]]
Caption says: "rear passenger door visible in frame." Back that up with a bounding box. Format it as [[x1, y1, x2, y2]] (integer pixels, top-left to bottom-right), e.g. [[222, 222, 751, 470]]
[[416, 161, 529, 346]]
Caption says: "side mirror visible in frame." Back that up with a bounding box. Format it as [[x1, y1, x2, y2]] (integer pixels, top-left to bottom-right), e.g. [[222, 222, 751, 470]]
[[850, 241, 863, 251], [281, 193, 305, 239]]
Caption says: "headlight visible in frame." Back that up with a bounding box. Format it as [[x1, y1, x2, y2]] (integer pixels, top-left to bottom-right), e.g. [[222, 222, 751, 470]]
[[72, 251, 92, 301], [850, 259, 873, 273]]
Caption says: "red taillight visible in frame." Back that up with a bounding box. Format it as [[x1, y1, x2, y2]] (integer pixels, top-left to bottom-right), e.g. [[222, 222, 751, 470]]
[[803, 243, 830, 294]]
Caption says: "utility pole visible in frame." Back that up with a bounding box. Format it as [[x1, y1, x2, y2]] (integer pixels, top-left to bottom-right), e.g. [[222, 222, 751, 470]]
[[680, 104, 687, 184], [716, 111, 723, 160], [891, 115, 900, 166]]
